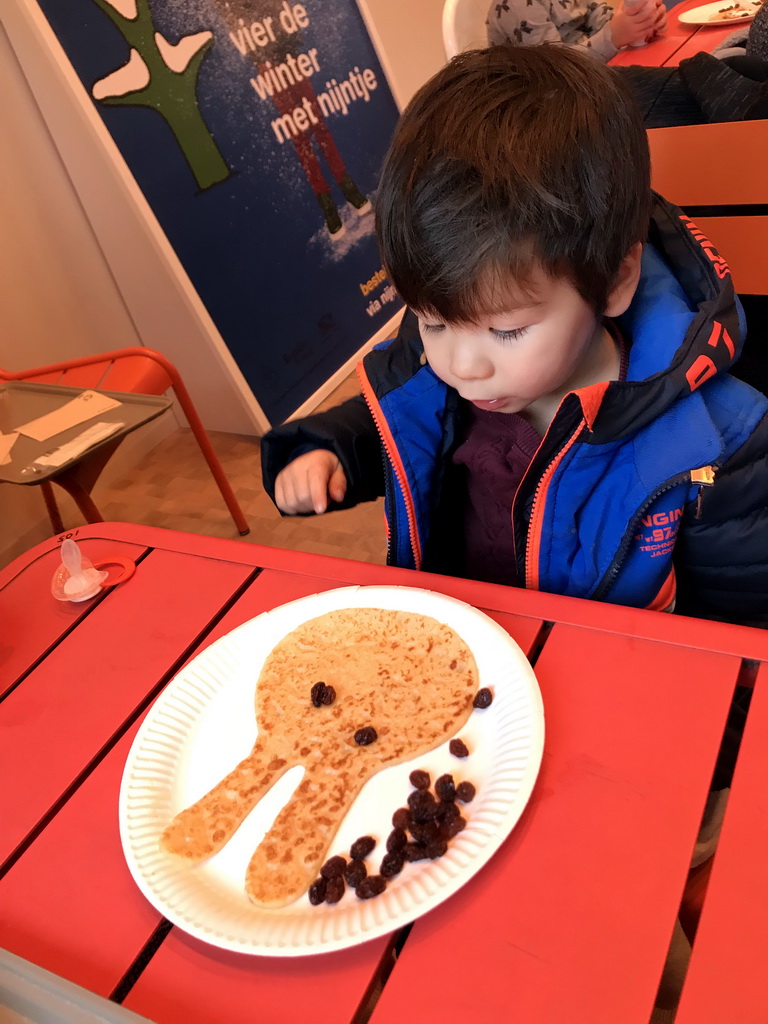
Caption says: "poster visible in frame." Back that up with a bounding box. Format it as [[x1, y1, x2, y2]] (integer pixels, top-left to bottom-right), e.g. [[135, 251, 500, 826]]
[[35, 0, 403, 425]]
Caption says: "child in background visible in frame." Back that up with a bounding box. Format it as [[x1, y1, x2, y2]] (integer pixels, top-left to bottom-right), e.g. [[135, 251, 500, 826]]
[[486, 0, 668, 62], [261, 44, 768, 627]]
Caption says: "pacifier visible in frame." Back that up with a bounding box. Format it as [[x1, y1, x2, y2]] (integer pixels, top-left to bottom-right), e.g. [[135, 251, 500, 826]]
[[51, 538, 109, 602]]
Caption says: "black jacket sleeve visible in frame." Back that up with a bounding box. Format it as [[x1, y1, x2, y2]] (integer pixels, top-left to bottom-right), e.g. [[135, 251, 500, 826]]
[[674, 413, 768, 627], [260, 394, 385, 513]]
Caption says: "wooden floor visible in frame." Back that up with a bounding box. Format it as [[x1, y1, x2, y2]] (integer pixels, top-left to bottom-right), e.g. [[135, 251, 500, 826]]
[[23, 374, 387, 567]]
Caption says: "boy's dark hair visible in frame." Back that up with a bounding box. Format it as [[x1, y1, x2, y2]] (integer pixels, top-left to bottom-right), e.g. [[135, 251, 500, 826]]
[[375, 44, 652, 320]]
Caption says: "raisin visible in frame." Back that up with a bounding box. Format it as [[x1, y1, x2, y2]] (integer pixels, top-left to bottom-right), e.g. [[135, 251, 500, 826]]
[[320, 855, 347, 879], [392, 807, 411, 830], [456, 781, 476, 803], [473, 687, 493, 709], [310, 681, 326, 707], [321, 684, 336, 706], [345, 858, 367, 888], [409, 769, 431, 790], [449, 738, 470, 758], [308, 877, 327, 905], [436, 801, 460, 823], [403, 842, 430, 862], [356, 875, 387, 899], [409, 819, 440, 844], [386, 827, 407, 853], [424, 838, 449, 859], [325, 876, 345, 903], [380, 851, 405, 878], [442, 815, 466, 839], [408, 790, 439, 823], [354, 726, 378, 746], [350, 835, 376, 860], [435, 774, 456, 803]]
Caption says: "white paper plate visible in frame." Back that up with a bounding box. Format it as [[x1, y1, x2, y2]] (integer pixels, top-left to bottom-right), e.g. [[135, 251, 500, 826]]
[[678, 0, 762, 24], [119, 585, 544, 956]]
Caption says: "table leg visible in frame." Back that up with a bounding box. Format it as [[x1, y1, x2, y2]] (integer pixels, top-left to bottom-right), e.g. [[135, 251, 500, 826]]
[[51, 475, 104, 524], [40, 481, 65, 534]]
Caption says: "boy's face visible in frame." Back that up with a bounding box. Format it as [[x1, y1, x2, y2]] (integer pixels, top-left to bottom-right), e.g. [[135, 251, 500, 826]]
[[417, 269, 610, 416]]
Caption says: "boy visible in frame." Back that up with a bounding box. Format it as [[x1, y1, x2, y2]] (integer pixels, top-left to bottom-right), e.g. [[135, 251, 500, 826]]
[[262, 44, 768, 626]]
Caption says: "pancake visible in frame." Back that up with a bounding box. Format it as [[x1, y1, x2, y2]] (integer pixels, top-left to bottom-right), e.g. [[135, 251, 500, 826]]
[[160, 607, 478, 906]]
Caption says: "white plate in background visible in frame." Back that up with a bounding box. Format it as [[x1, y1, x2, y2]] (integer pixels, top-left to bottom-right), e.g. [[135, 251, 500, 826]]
[[678, 0, 762, 25]]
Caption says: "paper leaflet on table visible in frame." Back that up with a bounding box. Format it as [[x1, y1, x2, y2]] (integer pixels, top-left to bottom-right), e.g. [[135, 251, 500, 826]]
[[15, 390, 122, 442], [0, 432, 19, 465], [33, 421, 126, 467]]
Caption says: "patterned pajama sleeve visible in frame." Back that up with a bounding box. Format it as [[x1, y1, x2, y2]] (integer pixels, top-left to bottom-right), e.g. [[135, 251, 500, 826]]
[[487, 0, 563, 46], [487, 0, 618, 62]]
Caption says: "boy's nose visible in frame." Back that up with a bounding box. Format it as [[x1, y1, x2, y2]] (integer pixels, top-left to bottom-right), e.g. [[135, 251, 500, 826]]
[[449, 343, 493, 382]]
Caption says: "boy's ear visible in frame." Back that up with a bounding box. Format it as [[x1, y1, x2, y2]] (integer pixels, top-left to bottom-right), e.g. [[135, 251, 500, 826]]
[[604, 243, 643, 318]]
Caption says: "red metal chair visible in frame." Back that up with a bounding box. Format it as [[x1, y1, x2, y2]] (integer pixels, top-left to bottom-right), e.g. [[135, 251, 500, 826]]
[[648, 120, 768, 297], [0, 347, 249, 536], [649, 119, 768, 396]]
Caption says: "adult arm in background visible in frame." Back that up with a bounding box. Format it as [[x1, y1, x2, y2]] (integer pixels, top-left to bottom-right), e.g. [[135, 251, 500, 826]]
[[614, 54, 768, 128]]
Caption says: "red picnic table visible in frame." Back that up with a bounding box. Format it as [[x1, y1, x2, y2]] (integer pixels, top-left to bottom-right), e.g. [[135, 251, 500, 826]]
[[610, 0, 746, 67], [2, 522, 768, 1023]]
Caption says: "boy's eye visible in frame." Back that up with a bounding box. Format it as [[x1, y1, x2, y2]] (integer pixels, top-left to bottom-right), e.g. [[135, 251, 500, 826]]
[[420, 323, 445, 335], [492, 327, 527, 344]]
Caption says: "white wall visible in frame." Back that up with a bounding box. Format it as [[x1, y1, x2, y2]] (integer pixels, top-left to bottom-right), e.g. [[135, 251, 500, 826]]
[[356, 0, 448, 110], [0, 25, 142, 369]]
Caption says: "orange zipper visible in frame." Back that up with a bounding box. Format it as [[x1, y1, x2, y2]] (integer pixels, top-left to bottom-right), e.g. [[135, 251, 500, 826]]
[[525, 418, 586, 590], [356, 363, 422, 569]]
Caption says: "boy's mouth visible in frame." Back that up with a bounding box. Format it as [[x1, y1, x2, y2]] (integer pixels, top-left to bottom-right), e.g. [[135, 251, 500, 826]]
[[467, 398, 507, 411]]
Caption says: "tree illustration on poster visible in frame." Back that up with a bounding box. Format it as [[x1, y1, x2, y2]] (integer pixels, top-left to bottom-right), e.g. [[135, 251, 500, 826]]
[[35, 0, 403, 425]]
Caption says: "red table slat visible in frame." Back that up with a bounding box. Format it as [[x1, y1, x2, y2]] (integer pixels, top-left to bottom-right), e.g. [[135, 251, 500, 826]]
[[0, 548, 253, 864], [199, 566, 546, 662], [371, 623, 741, 1024], [122, 923, 390, 1024], [78, 523, 768, 662], [0, 722, 161, 995], [676, 663, 768, 1024], [0, 534, 147, 698]]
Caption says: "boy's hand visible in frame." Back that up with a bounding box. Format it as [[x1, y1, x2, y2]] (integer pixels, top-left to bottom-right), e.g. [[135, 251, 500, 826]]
[[274, 450, 348, 515], [610, 0, 665, 48]]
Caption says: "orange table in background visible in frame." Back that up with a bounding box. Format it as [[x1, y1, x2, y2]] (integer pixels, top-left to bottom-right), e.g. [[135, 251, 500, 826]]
[[610, 0, 748, 66], [3, 523, 768, 1023]]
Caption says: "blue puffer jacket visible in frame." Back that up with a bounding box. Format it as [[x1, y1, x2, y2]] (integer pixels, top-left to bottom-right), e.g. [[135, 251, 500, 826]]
[[262, 196, 768, 626]]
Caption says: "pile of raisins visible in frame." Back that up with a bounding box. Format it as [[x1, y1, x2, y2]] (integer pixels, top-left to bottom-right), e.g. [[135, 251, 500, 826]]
[[308, 770, 476, 905], [380, 769, 474, 876], [308, 835, 385, 905]]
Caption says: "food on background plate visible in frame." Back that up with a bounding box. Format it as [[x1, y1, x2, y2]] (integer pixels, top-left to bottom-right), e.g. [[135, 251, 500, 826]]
[[160, 607, 478, 907], [711, 0, 762, 18]]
